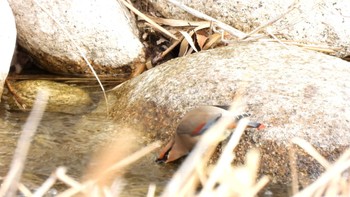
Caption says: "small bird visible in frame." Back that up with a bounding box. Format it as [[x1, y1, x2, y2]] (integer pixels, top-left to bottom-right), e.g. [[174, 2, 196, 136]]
[[156, 105, 265, 163]]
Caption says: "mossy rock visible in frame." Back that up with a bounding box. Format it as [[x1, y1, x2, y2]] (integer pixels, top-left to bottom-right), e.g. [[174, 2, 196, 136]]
[[6, 80, 94, 114]]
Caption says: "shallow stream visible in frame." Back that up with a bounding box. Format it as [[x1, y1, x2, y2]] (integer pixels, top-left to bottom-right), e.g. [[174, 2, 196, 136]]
[[0, 92, 177, 196], [0, 90, 289, 196]]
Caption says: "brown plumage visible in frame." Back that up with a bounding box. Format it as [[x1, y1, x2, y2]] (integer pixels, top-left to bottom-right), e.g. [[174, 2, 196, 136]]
[[156, 106, 265, 163]]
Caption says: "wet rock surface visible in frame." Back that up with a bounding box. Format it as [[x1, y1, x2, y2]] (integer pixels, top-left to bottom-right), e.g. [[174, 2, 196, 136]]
[[105, 41, 350, 183], [4, 80, 94, 114]]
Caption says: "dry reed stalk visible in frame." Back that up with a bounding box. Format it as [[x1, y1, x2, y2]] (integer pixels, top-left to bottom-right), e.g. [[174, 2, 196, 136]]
[[56, 167, 83, 190], [266, 39, 339, 53], [324, 177, 339, 197], [18, 183, 33, 196], [166, 0, 342, 56], [143, 15, 210, 27], [241, 0, 300, 40], [292, 138, 350, 197], [289, 144, 299, 195], [32, 0, 108, 113], [294, 159, 350, 197], [83, 134, 137, 186], [0, 90, 49, 197], [8, 92, 350, 197], [200, 119, 249, 194], [161, 103, 244, 196], [161, 100, 268, 197], [251, 176, 270, 195], [32, 168, 59, 197], [146, 183, 156, 197], [56, 141, 160, 197], [292, 138, 330, 169], [167, 0, 247, 39], [120, 0, 178, 40]]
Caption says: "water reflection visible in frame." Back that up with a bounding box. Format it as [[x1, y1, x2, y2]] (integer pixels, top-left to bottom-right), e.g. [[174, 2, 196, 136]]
[[0, 101, 177, 196], [0, 100, 289, 196]]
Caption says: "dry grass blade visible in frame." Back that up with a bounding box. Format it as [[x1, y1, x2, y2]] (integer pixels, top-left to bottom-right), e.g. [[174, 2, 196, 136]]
[[161, 99, 267, 197], [18, 183, 33, 197], [292, 137, 330, 169], [293, 159, 350, 197], [324, 178, 340, 197], [56, 167, 82, 189], [266, 39, 339, 53], [144, 15, 210, 27], [178, 35, 189, 57], [200, 119, 250, 194], [251, 176, 270, 196], [146, 184, 156, 197], [55, 182, 91, 197], [155, 23, 211, 61], [33, 169, 60, 197], [5, 80, 27, 110], [161, 107, 240, 196], [0, 89, 49, 196], [167, 0, 247, 38], [57, 141, 160, 196], [180, 31, 198, 53], [95, 141, 160, 179], [120, 0, 178, 40], [241, 0, 300, 40], [266, 30, 290, 49], [32, 0, 109, 114], [289, 144, 299, 195], [291, 138, 350, 196], [293, 141, 350, 197]]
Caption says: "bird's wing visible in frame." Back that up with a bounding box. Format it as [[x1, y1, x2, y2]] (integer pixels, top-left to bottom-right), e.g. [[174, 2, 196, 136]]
[[191, 113, 222, 136]]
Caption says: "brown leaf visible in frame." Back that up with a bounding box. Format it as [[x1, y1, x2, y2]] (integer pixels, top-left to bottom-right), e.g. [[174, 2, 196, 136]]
[[203, 33, 221, 50], [196, 32, 208, 50]]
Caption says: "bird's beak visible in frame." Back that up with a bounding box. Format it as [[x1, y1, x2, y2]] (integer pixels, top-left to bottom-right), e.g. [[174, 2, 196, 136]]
[[247, 121, 265, 130]]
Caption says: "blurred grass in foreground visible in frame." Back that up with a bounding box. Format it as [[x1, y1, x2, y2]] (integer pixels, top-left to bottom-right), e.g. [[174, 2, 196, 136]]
[[1, 96, 350, 197]]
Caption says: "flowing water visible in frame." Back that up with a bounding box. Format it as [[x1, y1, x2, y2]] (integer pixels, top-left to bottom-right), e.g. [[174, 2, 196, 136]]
[[0, 92, 178, 196], [0, 92, 289, 196]]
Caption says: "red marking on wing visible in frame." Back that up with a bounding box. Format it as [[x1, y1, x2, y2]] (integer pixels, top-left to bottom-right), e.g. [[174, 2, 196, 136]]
[[192, 122, 205, 135]]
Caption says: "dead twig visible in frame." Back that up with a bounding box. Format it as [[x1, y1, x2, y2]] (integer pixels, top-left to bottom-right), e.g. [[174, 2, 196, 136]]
[[5, 80, 26, 110]]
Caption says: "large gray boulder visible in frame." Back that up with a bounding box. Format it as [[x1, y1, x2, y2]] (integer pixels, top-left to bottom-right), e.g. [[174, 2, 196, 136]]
[[0, 0, 16, 99], [8, 0, 145, 76], [148, 0, 350, 57], [104, 41, 350, 184]]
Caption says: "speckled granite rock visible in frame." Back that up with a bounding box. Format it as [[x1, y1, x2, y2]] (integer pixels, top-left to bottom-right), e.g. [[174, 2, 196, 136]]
[[8, 0, 145, 76], [5, 80, 94, 114], [105, 41, 350, 184], [0, 0, 16, 99], [148, 0, 350, 57]]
